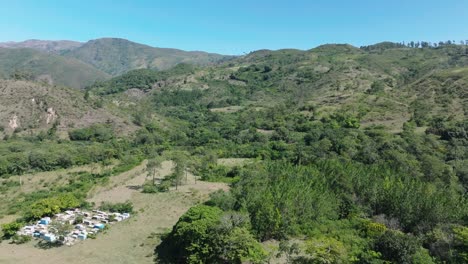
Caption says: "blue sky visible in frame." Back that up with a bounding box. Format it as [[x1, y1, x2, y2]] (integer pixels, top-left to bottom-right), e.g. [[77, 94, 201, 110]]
[[0, 0, 467, 54]]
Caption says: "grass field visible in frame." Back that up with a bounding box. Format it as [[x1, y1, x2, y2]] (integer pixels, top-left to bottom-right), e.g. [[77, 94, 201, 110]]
[[0, 160, 228, 264]]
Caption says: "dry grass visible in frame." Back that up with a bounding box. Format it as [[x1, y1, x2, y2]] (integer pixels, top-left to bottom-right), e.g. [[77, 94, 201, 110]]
[[0, 160, 228, 264]]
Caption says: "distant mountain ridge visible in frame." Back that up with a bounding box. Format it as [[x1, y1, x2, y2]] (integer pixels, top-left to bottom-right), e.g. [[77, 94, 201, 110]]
[[0, 39, 83, 53], [62, 38, 233, 75], [0, 38, 233, 87], [0, 47, 110, 88]]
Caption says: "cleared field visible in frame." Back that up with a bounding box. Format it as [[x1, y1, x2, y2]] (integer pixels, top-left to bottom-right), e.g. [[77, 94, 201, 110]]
[[0, 160, 228, 264]]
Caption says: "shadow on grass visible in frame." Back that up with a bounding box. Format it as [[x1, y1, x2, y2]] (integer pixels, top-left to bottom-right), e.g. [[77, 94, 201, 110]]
[[34, 240, 63, 250], [153, 233, 179, 264], [126, 185, 142, 190]]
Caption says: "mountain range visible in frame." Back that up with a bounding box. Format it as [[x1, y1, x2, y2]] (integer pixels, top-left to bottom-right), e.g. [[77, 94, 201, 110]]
[[0, 39, 466, 136], [0, 38, 232, 88]]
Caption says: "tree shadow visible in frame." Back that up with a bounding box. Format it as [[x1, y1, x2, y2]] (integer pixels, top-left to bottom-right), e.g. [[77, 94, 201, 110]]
[[153, 234, 181, 264], [126, 185, 142, 190], [34, 240, 63, 250]]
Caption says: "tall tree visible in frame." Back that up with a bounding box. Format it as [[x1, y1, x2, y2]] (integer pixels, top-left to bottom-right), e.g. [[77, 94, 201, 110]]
[[146, 156, 162, 185], [171, 151, 189, 190]]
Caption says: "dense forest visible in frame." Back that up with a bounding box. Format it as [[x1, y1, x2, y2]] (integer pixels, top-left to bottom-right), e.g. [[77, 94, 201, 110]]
[[1, 42, 467, 263]]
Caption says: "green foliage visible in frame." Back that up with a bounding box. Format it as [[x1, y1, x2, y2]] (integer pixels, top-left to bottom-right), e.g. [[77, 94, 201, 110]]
[[157, 205, 223, 263], [363, 221, 387, 237], [374, 230, 419, 264], [11, 234, 32, 244], [205, 190, 236, 211], [49, 221, 73, 241], [98, 201, 133, 213], [68, 124, 114, 142], [368, 80, 385, 94], [27, 193, 80, 219], [0, 47, 109, 88], [1, 221, 22, 239], [303, 236, 348, 264], [453, 226, 468, 262], [156, 205, 265, 263], [233, 162, 340, 240], [65, 38, 227, 76]]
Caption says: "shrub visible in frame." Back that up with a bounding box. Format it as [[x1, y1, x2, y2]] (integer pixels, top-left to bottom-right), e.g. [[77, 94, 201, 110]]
[[142, 182, 158, 193], [99, 201, 133, 213], [1, 222, 22, 239], [374, 230, 419, 264], [12, 234, 31, 244], [27, 193, 81, 219]]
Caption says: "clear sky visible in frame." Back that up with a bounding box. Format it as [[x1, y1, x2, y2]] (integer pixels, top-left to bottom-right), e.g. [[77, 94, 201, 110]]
[[1, 0, 467, 54]]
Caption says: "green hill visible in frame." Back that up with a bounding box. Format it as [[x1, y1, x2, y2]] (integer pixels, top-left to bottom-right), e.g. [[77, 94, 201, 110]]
[[0, 48, 110, 89], [1, 42, 467, 264], [91, 43, 467, 131], [63, 38, 233, 76]]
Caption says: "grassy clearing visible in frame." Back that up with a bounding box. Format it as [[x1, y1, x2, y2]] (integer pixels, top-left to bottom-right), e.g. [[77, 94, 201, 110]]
[[0, 160, 228, 264]]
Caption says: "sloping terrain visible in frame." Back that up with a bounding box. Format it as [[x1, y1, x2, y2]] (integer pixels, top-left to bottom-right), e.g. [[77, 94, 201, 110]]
[[0, 161, 227, 264], [0, 80, 132, 134], [63, 38, 233, 76], [91, 43, 468, 132], [0, 48, 110, 88], [0, 40, 83, 53]]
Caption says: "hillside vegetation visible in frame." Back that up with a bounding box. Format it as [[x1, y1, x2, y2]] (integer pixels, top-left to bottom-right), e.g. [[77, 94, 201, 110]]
[[0, 42, 467, 264], [0, 38, 232, 89], [89, 43, 467, 263], [0, 48, 110, 88], [63, 38, 233, 76], [0, 79, 133, 135]]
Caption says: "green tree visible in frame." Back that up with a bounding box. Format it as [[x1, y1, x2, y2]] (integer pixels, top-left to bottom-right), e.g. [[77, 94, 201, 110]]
[[171, 151, 189, 190], [49, 221, 73, 242], [374, 230, 419, 264], [302, 236, 348, 264], [1, 222, 22, 239], [146, 157, 162, 186]]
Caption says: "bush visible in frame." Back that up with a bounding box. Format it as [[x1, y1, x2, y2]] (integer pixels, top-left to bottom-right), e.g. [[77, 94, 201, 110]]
[[206, 190, 236, 211], [68, 124, 114, 142], [156, 205, 265, 263], [11, 234, 31, 244], [374, 230, 419, 264], [303, 236, 348, 264], [1, 222, 22, 239], [26, 193, 81, 220], [99, 201, 133, 213], [142, 182, 158, 193]]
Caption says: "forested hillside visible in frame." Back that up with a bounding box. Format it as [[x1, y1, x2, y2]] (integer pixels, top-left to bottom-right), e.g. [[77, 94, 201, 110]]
[[91, 43, 467, 263], [0, 38, 232, 89], [63, 38, 233, 76], [1, 42, 467, 263], [0, 48, 110, 88]]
